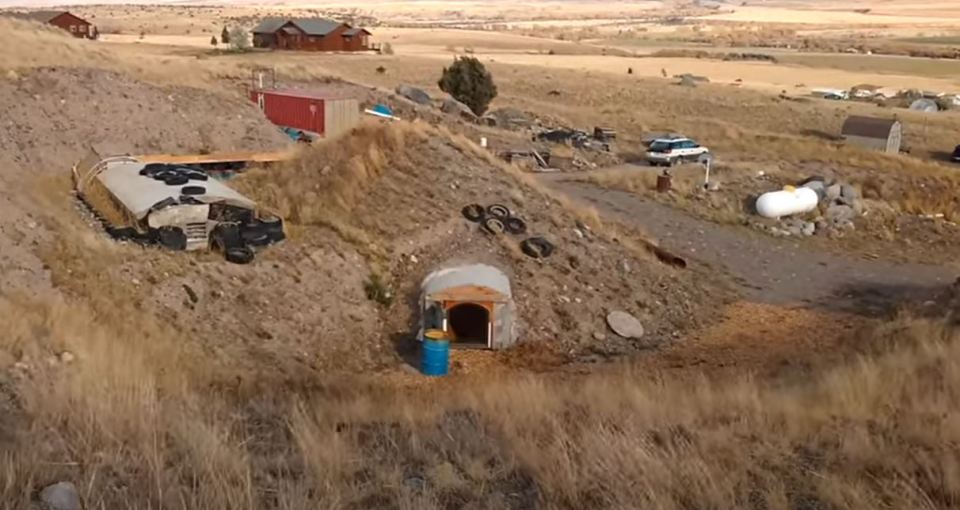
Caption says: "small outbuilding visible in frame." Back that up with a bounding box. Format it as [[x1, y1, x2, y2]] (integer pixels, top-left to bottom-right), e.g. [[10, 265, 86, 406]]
[[420, 264, 516, 350], [840, 115, 902, 154]]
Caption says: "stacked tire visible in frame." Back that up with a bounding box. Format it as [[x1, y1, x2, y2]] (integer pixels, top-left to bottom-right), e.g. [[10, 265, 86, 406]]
[[461, 202, 553, 259]]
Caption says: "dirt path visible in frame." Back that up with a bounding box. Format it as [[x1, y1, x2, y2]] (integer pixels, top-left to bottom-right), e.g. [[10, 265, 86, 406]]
[[541, 175, 956, 316]]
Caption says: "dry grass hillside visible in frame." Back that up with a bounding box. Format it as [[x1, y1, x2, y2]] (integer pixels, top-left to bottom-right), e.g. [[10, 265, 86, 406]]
[[1, 12, 959, 510], [2, 276, 959, 508], [235, 121, 724, 360]]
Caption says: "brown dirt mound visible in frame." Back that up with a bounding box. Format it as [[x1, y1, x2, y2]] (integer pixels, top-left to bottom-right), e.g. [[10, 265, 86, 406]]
[[237, 121, 730, 362]]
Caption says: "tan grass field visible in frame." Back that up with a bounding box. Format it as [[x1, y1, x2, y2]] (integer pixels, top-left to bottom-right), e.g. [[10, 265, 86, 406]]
[[2, 5, 960, 508]]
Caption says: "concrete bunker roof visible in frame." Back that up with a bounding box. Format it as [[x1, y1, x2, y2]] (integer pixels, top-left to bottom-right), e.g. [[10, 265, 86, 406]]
[[97, 161, 256, 220], [423, 264, 511, 303]]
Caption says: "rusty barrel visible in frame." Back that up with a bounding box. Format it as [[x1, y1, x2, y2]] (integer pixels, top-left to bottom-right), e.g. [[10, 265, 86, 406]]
[[656, 173, 672, 193]]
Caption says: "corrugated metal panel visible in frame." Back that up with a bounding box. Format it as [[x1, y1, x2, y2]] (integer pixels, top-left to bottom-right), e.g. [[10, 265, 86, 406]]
[[323, 98, 359, 139], [252, 90, 326, 135]]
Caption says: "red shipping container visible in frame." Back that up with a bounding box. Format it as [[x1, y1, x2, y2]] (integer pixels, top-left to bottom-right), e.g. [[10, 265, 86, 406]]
[[251, 89, 327, 136], [251, 89, 361, 139]]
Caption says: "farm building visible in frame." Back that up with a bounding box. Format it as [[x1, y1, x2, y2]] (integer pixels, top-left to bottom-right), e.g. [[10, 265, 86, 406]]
[[251, 18, 371, 52], [251, 88, 360, 140], [6, 10, 95, 38], [840, 116, 902, 154], [420, 264, 516, 350]]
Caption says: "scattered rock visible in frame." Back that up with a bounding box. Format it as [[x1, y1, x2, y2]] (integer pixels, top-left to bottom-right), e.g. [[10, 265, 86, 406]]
[[592, 331, 606, 341], [606, 311, 645, 339], [182, 284, 199, 304], [403, 475, 426, 491], [825, 183, 842, 202], [440, 96, 477, 121], [840, 184, 858, 200], [39, 482, 81, 510], [802, 222, 816, 236], [59, 351, 75, 364], [395, 85, 431, 105], [826, 204, 855, 222]]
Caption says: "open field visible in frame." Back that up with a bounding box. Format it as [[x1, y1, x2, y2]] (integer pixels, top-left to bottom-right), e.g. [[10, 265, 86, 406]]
[[1, 3, 960, 508]]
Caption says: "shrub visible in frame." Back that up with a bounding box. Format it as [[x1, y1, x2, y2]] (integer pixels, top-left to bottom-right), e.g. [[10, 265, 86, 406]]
[[380, 42, 394, 55], [220, 26, 230, 45], [363, 273, 393, 306], [228, 26, 249, 52], [438, 56, 498, 116], [210, 35, 217, 47]]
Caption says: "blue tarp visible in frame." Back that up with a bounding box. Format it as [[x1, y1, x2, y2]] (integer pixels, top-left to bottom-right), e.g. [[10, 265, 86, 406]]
[[372, 104, 393, 116]]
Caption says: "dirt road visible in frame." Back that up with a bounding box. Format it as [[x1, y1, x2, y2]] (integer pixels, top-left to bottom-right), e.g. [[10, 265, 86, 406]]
[[541, 175, 956, 316]]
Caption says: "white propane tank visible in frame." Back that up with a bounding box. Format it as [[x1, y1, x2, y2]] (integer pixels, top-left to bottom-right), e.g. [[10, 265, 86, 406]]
[[755, 186, 819, 219]]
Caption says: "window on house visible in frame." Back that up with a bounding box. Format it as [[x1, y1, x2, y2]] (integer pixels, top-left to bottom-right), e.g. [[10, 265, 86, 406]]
[[70, 25, 76, 32], [79, 25, 87, 33]]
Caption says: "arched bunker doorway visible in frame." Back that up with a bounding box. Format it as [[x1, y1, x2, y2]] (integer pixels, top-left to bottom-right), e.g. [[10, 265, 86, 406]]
[[421, 264, 516, 350], [448, 302, 491, 347]]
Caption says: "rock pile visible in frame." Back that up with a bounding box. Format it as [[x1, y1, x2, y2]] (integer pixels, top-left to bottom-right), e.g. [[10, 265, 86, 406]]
[[756, 177, 865, 238]]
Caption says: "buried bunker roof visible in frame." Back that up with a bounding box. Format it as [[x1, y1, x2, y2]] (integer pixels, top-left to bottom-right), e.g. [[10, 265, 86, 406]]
[[423, 264, 511, 302], [97, 160, 256, 220]]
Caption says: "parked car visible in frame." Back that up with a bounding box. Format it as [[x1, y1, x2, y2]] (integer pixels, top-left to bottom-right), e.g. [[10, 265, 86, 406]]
[[952, 144, 960, 162], [645, 138, 710, 166]]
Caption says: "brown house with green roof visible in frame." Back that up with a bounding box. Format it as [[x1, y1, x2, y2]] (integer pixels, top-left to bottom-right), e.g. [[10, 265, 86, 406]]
[[251, 18, 371, 52]]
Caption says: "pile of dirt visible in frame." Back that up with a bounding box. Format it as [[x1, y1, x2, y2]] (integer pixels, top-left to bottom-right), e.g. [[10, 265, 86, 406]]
[[237, 121, 728, 363], [0, 66, 290, 296], [0, 67, 290, 172]]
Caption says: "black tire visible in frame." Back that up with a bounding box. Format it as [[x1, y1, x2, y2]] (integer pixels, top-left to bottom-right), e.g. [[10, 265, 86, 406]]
[[461, 204, 485, 222], [504, 216, 527, 235], [225, 246, 255, 265], [157, 226, 187, 251], [257, 215, 285, 241], [164, 175, 190, 186], [153, 170, 175, 181], [187, 172, 209, 181], [141, 163, 170, 176], [210, 223, 242, 252], [181, 185, 207, 196], [520, 237, 555, 259], [241, 225, 271, 247], [486, 204, 511, 219], [482, 217, 505, 234]]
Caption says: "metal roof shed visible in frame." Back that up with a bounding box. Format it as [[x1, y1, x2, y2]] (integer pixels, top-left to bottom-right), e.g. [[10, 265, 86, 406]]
[[840, 116, 902, 154], [421, 264, 516, 350]]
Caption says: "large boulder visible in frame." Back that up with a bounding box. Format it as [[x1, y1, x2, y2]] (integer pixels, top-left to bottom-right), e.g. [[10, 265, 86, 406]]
[[440, 96, 477, 121], [606, 311, 645, 339], [395, 85, 431, 105]]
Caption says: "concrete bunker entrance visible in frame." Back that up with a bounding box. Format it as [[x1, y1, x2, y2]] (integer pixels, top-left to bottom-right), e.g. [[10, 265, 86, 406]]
[[421, 264, 516, 351], [447, 302, 490, 348]]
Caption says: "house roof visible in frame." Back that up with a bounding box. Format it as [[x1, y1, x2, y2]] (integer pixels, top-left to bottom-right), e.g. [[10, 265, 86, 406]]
[[252, 17, 344, 36], [6, 10, 87, 24], [841, 116, 900, 139], [342, 28, 370, 36]]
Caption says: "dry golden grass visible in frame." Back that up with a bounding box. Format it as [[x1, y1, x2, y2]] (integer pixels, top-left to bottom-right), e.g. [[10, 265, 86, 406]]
[[4, 281, 959, 508]]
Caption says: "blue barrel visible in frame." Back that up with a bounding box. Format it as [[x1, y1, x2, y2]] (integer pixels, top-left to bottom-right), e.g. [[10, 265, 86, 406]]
[[421, 330, 450, 377]]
